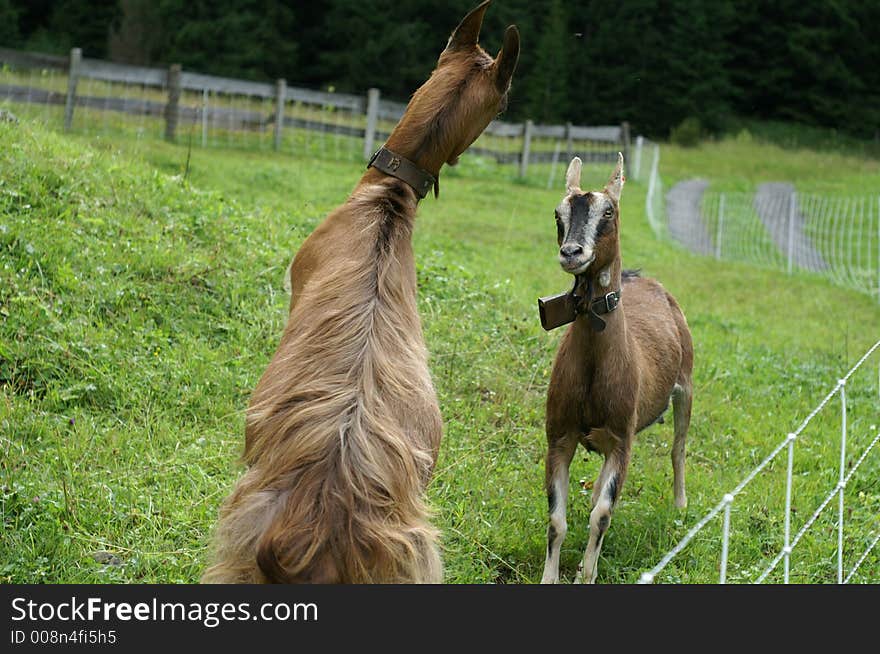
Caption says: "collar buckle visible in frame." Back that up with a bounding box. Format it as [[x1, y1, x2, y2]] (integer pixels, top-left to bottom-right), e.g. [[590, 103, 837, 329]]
[[603, 291, 619, 313], [367, 146, 437, 200]]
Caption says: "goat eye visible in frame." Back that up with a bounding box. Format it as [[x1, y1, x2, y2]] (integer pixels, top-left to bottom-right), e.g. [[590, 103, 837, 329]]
[[604, 208, 613, 218]]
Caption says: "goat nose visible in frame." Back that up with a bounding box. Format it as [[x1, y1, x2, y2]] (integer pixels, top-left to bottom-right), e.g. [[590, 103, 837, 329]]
[[560, 244, 583, 258]]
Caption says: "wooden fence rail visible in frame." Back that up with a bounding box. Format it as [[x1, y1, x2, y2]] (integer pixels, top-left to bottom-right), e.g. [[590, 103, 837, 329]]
[[0, 46, 638, 175]]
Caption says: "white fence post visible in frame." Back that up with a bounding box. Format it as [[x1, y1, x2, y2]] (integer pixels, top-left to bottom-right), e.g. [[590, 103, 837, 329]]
[[519, 119, 534, 178], [645, 144, 660, 236], [716, 193, 725, 260], [621, 121, 631, 171], [63, 47, 81, 132], [633, 135, 644, 181], [720, 494, 733, 583], [783, 433, 795, 583], [837, 381, 847, 584], [363, 87, 380, 161]]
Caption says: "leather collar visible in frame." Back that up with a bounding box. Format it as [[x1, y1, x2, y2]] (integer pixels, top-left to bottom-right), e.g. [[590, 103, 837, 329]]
[[368, 146, 437, 200], [573, 275, 621, 332]]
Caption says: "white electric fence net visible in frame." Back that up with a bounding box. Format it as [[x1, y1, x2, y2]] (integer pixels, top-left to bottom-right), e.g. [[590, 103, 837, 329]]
[[638, 339, 880, 584], [701, 190, 880, 298], [644, 146, 880, 301]]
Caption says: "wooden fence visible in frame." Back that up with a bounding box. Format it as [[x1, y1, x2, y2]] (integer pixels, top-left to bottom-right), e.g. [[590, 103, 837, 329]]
[[0, 46, 637, 177]]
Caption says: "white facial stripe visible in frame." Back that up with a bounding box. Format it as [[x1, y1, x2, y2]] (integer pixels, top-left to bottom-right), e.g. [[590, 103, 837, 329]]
[[582, 193, 613, 250], [581, 215, 599, 253], [575, 196, 600, 255], [541, 468, 569, 584], [556, 197, 572, 230], [557, 191, 613, 276]]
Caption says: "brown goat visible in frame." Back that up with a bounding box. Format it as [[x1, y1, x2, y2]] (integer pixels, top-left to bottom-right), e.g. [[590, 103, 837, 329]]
[[203, 1, 519, 584], [540, 155, 693, 584]]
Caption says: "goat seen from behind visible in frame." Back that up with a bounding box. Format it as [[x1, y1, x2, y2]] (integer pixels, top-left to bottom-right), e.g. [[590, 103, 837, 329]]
[[539, 154, 694, 584], [203, 0, 519, 584]]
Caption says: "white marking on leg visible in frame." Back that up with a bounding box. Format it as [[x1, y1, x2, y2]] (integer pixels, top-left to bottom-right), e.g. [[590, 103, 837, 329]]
[[541, 472, 569, 584], [591, 459, 611, 507], [578, 452, 622, 584], [580, 496, 612, 584], [671, 384, 690, 509]]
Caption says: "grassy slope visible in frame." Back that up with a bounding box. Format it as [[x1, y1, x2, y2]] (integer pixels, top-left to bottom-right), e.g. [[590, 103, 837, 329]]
[[1, 125, 878, 583], [661, 136, 880, 192]]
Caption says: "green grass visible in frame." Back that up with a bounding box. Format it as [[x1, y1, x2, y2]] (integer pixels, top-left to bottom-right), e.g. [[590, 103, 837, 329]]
[[1, 121, 878, 584], [721, 118, 880, 161], [661, 134, 880, 193]]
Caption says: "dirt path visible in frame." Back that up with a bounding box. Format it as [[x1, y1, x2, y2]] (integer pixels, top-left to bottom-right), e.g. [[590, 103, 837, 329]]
[[665, 178, 714, 256], [665, 179, 828, 271], [753, 182, 828, 271]]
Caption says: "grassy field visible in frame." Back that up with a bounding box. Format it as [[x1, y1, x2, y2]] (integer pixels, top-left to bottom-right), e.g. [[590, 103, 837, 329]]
[[661, 134, 880, 193], [1, 122, 878, 584]]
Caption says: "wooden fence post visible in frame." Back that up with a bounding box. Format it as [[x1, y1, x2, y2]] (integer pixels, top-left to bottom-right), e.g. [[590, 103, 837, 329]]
[[621, 121, 631, 168], [565, 121, 573, 162], [363, 87, 380, 160], [274, 78, 286, 151], [164, 63, 182, 142], [519, 119, 534, 178], [787, 191, 797, 274], [63, 47, 81, 132], [201, 88, 208, 147]]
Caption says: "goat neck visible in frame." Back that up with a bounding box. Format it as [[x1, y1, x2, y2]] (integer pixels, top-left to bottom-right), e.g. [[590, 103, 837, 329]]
[[572, 257, 625, 337]]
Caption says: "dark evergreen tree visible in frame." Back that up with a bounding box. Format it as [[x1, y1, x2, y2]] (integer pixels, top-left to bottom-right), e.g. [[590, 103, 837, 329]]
[[2, 0, 877, 139], [9, 0, 54, 43], [0, 0, 20, 46], [849, 1, 880, 138], [521, 0, 569, 123], [107, 0, 163, 65], [662, 0, 734, 133], [314, 0, 469, 98], [155, 0, 298, 81], [47, 0, 119, 57]]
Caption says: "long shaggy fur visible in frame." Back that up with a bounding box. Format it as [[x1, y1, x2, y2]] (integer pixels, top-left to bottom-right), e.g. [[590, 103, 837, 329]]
[[203, 182, 443, 583], [203, 3, 518, 584]]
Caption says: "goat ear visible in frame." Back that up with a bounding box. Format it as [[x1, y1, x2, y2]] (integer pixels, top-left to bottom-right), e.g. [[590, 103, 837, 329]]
[[565, 156, 582, 192], [493, 25, 520, 93], [446, 0, 491, 51], [605, 152, 625, 202]]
